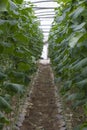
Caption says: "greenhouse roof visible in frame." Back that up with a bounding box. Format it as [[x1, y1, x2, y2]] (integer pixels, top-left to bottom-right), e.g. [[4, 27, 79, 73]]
[[25, 0, 58, 41]]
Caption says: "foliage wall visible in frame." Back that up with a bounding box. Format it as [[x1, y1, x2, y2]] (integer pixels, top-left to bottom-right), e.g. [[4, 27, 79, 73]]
[[48, 0, 87, 129], [0, 0, 43, 129]]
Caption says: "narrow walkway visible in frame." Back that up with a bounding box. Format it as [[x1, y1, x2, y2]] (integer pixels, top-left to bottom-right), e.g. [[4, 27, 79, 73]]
[[20, 64, 62, 130]]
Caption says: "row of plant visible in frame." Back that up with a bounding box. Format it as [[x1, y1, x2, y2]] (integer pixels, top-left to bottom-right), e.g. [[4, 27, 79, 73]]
[[48, 0, 87, 129], [0, 0, 43, 129]]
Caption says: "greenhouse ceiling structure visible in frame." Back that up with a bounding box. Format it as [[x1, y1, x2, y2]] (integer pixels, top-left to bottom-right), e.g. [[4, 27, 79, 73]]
[[25, 0, 58, 41]]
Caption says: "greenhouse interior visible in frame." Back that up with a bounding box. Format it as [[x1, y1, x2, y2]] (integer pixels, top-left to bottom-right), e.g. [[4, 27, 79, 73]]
[[0, 0, 87, 130]]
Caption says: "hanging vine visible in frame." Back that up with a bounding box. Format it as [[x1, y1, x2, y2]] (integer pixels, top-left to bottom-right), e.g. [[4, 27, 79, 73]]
[[0, 0, 43, 129], [49, 0, 87, 129]]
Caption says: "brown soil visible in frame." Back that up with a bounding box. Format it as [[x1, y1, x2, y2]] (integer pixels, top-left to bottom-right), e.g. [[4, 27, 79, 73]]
[[20, 64, 62, 130]]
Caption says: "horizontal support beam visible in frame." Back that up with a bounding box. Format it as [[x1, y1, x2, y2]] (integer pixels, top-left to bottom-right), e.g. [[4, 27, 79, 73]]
[[37, 14, 55, 17], [42, 30, 50, 32], [42, 31, 49, 32], [39, 19, 53, 21], [43, 34, 49, 35], [39, 26, 51, 28], [37, 16, 54, 18], [40, 24, 50, 27], [41, 27, 52, 29], [32, 0, 55, 3], [35, 10, 54, 12], [34, 7, 55, 9]]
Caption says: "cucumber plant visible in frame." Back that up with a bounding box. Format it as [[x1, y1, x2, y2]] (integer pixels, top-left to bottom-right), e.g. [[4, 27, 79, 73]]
[[0, 0, 43, 129], [49, 0, 87, 129]]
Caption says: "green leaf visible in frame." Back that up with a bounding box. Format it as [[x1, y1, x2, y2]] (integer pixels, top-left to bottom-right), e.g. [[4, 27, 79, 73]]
[[12, 71, 24, 78], [56, 13, 66, 23], [73, 99, 87, 108], [73, 123, 87, 130], [0, 123, 3, 130], [15, 0, 23, 4], [67, 93, 85, 101], [0, 44, 4, 54], [0, 0, 8, 11], [69, 33, 84, 48], [0, 112, 9, 124], [73, 58, 87, 70], [4, 82, 24, 95], [0, 72, 7, 80], [82, 127, 87, 130], [0, 96, 12, 113], [75, 79, 87, 88], [9, 0, 18, 11], [56, 0, 71, 4], [8, 0, 19, 15], [14, 33, 29, 43], [22, 46, 33, 55], [63, 80, 72, 90], [70, 6, 85, 19], [0, 20, 17, 25], [18, 62, 30, 71], [71, 22, 86, 31], [81, 67, 87, 78], [0, 20, 7, 25]]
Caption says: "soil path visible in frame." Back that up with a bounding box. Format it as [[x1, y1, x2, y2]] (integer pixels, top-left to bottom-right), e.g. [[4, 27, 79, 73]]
[[20, 64, 64, 130]]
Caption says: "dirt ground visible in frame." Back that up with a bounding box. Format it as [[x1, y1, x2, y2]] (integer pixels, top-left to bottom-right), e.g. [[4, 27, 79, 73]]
[[20, 64, 66, 130]]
